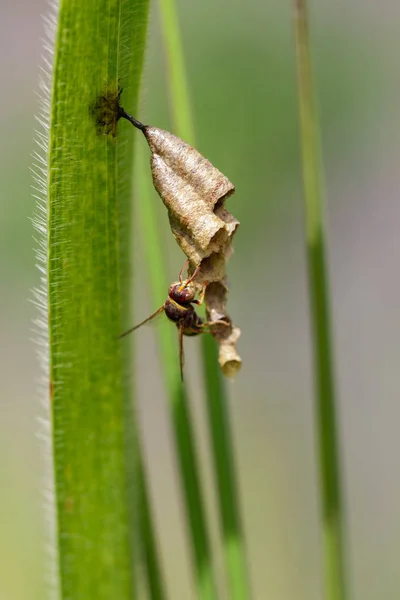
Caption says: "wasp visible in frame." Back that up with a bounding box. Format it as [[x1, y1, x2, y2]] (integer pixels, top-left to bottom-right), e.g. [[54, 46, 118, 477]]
[[119, 261, 228, 380]]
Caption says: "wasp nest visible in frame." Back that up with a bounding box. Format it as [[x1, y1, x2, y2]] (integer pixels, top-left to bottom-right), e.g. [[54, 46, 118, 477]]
[[118, 108, 241, 377]]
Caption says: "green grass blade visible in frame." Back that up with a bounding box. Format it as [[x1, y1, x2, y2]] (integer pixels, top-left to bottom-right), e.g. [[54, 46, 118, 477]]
[[38, 1, 150, 597], [137, 454, 167, 600], [136, 147, 217, 599], [157, 1, 251, 598], [201, 337, 251, 600], [292, 2, 348, 599], [157, 0, 195, 142]]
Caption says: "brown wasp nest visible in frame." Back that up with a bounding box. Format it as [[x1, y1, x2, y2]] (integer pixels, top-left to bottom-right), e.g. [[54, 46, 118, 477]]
[[142, 125, 241, 377], [115, 106, 241, 376]]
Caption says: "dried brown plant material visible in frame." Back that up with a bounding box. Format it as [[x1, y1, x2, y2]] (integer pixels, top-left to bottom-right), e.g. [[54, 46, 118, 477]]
[[119, 109, 242, 376], [205, 281, 242, 377], [144, 127, 238, 267]]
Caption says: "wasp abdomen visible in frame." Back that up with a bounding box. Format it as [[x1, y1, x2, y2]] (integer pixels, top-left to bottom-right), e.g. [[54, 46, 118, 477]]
[[182, 311, 203, 336]]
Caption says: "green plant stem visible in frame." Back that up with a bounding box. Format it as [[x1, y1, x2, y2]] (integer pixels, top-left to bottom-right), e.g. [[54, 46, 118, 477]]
[[137, 452, 166, 600], [202, 336, 250, 600], [135, 147, 217, 600], [293, 2, 347, 600], [44, 0, 149, 598], [157, 0, 195, 142], [158, 2, 251, 598]]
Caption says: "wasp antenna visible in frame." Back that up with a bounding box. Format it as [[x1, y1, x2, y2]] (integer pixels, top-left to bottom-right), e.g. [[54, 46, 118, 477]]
[[118, 108, 147, 132], [179, 258, 190, 283], [186, 263, 201, 285]]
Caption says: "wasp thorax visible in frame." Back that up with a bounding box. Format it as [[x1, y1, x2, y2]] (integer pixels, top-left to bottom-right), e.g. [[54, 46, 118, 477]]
[[168, 281, 196, 304], [164, 297, 192, 323]]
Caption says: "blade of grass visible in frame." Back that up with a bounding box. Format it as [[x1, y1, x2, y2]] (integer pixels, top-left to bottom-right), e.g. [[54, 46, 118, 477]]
[[135, 146, 218, 600], [201, 336, 251, 600], [292, 2, 348, 600], [137, 451, 167, 600], [157, 1, 251, 598], [34, 1, 152, 597]]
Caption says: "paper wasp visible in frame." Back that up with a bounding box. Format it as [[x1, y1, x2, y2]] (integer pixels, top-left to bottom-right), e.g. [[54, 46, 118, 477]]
[[119, 261, 228, 380]]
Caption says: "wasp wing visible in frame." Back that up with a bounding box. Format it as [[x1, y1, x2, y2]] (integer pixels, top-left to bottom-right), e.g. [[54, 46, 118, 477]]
[[178, 322, 185, 382]]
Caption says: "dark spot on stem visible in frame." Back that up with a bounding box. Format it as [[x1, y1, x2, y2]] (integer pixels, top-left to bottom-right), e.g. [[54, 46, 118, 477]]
[[90, 85, 123, 137], [90, 84, 148, 137]]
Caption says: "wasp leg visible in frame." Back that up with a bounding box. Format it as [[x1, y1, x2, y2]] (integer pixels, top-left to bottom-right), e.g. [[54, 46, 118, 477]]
[[192, 281, 209, 306], [199, 318, 230, 333]]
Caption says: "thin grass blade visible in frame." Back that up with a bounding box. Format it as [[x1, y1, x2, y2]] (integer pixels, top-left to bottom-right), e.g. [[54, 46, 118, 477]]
[[292, 2, 348, 599], [136, 147, 218, 599], [157, 1, 251, 597], [137, 452, 167, 600]]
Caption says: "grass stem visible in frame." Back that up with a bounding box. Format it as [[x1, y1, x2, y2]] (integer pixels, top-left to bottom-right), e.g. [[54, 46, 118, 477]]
[[43, 0, 149, 597], [136, 147, 218, 599], [158, 1, 251, 597], [293, 2, 348, 599]]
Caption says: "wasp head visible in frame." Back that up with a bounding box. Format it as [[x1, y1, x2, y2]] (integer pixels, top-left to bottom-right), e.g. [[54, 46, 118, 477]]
[[168, 281, 196, 305]]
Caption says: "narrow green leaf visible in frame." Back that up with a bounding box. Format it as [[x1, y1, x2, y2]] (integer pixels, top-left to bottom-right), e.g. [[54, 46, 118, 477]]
[[35, 0, 151, 598], [202, 336, 250, 600], [292, 2, 348, 599], [157, 1, 252, 598], [137, 453, 167, 600]]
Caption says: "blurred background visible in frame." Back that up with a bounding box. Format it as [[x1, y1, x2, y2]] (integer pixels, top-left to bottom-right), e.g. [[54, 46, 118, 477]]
[[1, 1, 400, 598]]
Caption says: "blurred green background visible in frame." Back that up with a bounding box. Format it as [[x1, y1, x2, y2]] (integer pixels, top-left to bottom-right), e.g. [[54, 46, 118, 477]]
[[1, 1, 400, 598]]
